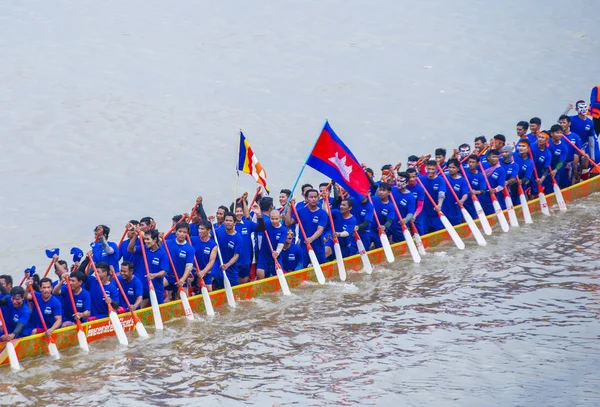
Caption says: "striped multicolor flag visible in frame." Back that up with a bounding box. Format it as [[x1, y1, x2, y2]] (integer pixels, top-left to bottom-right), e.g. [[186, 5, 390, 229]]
[[237, 131, 270, 192]]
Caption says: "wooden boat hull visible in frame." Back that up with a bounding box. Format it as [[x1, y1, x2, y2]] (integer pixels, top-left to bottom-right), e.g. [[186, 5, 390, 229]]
[[2, 175, 599, 366]]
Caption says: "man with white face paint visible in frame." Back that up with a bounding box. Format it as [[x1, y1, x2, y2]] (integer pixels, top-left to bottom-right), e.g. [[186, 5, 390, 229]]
[[458, 143, 471, 165], [569, 100, 599, 172]]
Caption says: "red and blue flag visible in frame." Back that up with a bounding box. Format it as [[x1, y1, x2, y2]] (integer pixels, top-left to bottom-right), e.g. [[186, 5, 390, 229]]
[[306, 121, 370, 200]]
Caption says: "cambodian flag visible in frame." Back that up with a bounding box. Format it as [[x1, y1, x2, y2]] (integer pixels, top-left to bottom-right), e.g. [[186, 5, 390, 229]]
[[306, 121, 370, 200]]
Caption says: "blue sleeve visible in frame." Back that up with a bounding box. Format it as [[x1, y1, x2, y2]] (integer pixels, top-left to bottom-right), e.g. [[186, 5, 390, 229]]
[[186, 246, 195, 264], [437, 178, 446, 193], [83, 290, 92, 311], [160, 253, 170, 272], [110, 283, 120, 304], [134, 278, 143, 297], [317, 211, 328, 229], [52, 297, 62, 317], [277, 229, 287, 246], [110, 242, 119, 261], [363, 204, 374, 223], [497, 169, 506, 186], [234, 235, 243, 255], [407, 195, 416, 214], [295, 246, 304, 270]]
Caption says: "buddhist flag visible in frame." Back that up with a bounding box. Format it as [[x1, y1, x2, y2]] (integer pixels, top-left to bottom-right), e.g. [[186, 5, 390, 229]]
[[306, 121, 370, 199], [238, 131, 270, 192]]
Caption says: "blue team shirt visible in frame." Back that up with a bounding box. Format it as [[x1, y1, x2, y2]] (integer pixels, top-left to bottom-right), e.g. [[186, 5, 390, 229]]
[[1, 297, 31, 337], [191, 236, 217, 270], [513, 154, 535, 183], [28, 292, 62, 330], [235, 220, 257, 266], [548, 140, 568, 169], [213, 227, 244, 285], [291, 206, 328, 251], [563, 131, 583, 162], [118, 275, 143, 307], [145, 246, 169, 304], [501, 160, 519, 181], [120, 238, 145, 281], [530, 143, 552, 176], [258, 223, 288, 265], [165, 239, 196, 285], [86, 275, 120, 319], [440, 175, 469, 219], [570, 115, 599, 159], [91, 240, 120, 274], [281, 244, 304, 272], [371, 195, 396, 233], [418, 176, 446, 216], [60, 286, 91, 323], [330, 209, 358, 256]]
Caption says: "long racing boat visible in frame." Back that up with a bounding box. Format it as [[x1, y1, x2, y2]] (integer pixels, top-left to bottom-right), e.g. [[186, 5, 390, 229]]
[[1, 174, 599, 367]]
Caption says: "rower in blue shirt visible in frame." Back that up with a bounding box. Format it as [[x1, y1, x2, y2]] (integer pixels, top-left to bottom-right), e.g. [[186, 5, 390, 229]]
[[118, 261, 143, 312], [0, 286, 30, 340], [559, 115, 583, 187], [285, 189, 328, 267], [280, 230, 303, 272], [52, 270, 91, 326], [418, 160, 446, 233], [90, 225, 120, 275]]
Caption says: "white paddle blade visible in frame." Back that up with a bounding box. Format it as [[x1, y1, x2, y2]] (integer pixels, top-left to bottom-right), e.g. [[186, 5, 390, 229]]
[[492, 200, 510, 232], [275, 266, 292, 296], [440, 215, 465, 250], [6, 341, 21, 370], [539, 192, 551, 216], [149, 289, 164, 330], [355, 235, 373, 274], [379, 232, 395, 263], [553, 183, 567, 212], [402, 228, 421, 263], [77, 329, 90, 352], [504, 196, 520, 227], [461, 208, 486, 246], [48, 341, 61, 359], [179, 291, 194, 321], [308, 249, 326, 284], [200, 286, 215, 316], [333, 242, 347, 281], [135, 321, 149, 338], [223, 271, 237, 308], [474, 200, 493, 235], [519, 193, 533, 224], [109, 312, 129, 346], [412, 231, 427, 256]]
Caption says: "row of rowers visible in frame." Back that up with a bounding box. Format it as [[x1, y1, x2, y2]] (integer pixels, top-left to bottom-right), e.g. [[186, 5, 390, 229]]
[[0, 108, 597, 341]]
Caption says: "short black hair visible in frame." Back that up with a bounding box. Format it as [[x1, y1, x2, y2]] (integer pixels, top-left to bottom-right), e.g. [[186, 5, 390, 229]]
[[223, 212, 236, 222], [10, 286, 25, 297], [474, 135, 487, 143], [95, 262, 110, 273], [139, 217, 153, 225], [426, 159, 437, 167], [259, 196, 274, 212], [492, 134, 506, 143], [550, 124, 562, 133], [0, 275, 13, 286], [172, 214, 183, 223], [378, 182, 391, 191], [175, 221, 190, 232], [435, 148, 447, 157], [467, 154, 480, 163], [558, 115, 570, 123], [279, 189, 291, 197], [304, 189, 319, 198], [447, 158, 460, 168], [529, 117, 541, 125], [301, 183, 313, 193], [121, 261, 134, 271], [487, 149, 500, 157], [517, 120, 529, 130]]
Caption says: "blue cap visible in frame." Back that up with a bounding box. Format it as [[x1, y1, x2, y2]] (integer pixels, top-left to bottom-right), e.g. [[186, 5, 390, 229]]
[[24, 266, 36, 276], [45, 248, 60, 259], [70, 247, 84, 263]]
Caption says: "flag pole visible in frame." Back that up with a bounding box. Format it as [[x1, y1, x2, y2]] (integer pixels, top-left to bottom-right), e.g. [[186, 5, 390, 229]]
[[234, 130, 241, 205], [283, 119, 328, 215]]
